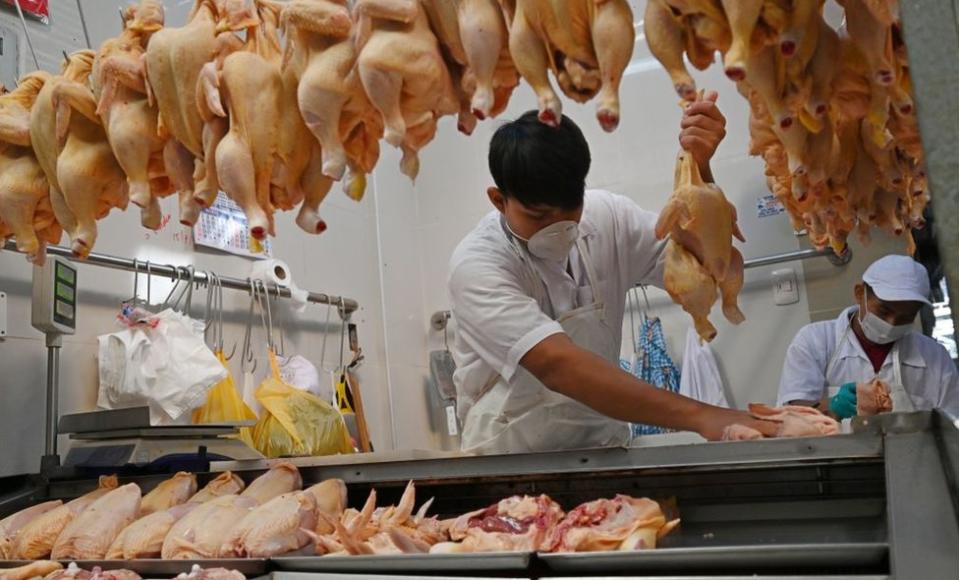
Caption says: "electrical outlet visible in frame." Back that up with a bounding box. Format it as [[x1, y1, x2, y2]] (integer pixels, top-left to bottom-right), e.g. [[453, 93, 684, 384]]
[[772, 268, 800, 306]]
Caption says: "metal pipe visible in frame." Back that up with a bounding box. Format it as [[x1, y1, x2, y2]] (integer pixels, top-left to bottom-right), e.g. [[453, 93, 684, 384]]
[[12, 0, 40, 69], [2, 240, 359, 314], [44, 342, 60, 456], [743, 247, 851, 270], [75, 0, 92, 49]]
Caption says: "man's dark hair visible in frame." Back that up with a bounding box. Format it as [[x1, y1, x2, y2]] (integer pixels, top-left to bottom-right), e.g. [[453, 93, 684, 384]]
[[488, 110, 591, 210]]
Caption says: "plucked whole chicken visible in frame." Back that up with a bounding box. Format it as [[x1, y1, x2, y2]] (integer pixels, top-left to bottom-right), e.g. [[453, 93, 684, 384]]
[[644, 0, 928, 257]]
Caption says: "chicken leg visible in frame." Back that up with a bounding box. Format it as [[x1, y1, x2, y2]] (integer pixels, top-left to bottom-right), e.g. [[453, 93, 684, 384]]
[[505, 1, 562, 126], [663, 240, 718, 342], [644, 0, 695, 99], [721, 0, 763, 81], [591, 0, 634, 132]]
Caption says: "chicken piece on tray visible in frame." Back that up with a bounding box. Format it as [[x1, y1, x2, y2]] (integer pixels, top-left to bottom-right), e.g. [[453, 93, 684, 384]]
[[0, 500, 62, 558], [219, 491, 319, 557], [240, 462, 303, 504], [174, 565, 245, 580], [43, 563, 141, 580], [161, 494, 259, 559], [140, 472, 197, 516], [51, 483, 142, 560], [430, 495, 564, 553], [857, 378, 892, 416], [106, 503, 200, 560], [548, 496, 680, 552], [0, 561, 62, 580], [723, 403, 840, 440], [190, 471, 246, 503]]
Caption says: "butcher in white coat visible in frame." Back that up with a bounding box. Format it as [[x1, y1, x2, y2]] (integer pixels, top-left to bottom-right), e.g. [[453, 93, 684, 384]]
[[447, 96, 779, 455], [778, 255, 958, 418]]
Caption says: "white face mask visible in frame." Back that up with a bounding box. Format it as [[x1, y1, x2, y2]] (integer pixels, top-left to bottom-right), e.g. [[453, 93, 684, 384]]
[[859, 294, 912, 345], [509, 219, 579, 262]]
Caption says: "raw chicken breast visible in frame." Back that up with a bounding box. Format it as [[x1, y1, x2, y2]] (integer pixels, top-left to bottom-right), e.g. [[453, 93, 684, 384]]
[[240, 463, 302, 504], [548, 496, 680, 552], [748, 403, 841, 437], [305, 479, 348, 534], [0, 500, 62, 558], [140, 472, 197, 516], [13, 476, 118, 559], [106, 503, 200, 559], [189, 471, 245, 503], [219, 491, 318, 557], [161, 494, 259, 559], [51, 483, 142, 560]]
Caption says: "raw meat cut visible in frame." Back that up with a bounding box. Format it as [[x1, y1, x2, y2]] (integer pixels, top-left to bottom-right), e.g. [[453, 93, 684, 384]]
[[174, 565, 246, 580], [548, 496, 680, 552], [161, 494, 259, 559], [241, 462, 303, 504], [0, 500, 62, 559], [43, 563, 141, 580], [140, 471, 197, 516], [748, 403, 840, 437], [431, 495, 564, 553], [190, 471, 245, 503], [106, 503, 199, 560], [219, 491, 318, 557], [51, 483, 142, 560], [0, 560, 62, 580], [13, 476, 118, 559], [857, 378, 892, 416], [305, 479, 348, 534]]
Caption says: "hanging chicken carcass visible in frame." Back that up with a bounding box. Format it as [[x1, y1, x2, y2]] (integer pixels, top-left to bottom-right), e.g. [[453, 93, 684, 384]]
[[352, 0, 459, 179], [501, 0, 634, 131], [90, 0, 172, 231], [0, 72, 61, 264]]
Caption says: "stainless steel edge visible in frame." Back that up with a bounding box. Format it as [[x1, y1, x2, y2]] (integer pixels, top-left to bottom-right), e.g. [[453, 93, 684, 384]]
[[213, 434, 884, 484], [884, 431, 959, 578], [271, 553, 532, 573], [0, 560, 268, 576]]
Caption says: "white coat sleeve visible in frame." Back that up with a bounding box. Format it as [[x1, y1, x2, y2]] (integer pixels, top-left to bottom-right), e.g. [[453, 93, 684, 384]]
[[448, 256, 563, 383], [778, 325, 829, 405], [934, 350, 959, 416], [609, 193, 666, 288]]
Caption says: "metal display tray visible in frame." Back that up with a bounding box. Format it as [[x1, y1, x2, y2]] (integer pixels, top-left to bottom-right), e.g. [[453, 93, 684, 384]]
[[538, 543, 888, 574], [0, 559, 268, 577], [271, 553, 532, 574]]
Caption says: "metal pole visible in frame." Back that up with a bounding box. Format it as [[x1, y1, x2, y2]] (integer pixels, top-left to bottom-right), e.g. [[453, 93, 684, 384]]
[[12, 0, 40, 69], [44, 337, 61, 457], [75, 0, 92, 49], [2, 240, 360, 314], [899, 0, 959, 338], [743, 247, 852, 270]]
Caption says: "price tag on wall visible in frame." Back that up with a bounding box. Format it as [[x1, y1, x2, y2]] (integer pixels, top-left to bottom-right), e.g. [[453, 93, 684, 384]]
[[193, 192, 273, 259]]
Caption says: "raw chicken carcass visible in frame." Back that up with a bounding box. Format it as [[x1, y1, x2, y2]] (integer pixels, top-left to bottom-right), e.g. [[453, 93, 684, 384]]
[[662, 239, 719, 342], [241, 462, 303, 504], [857, 378, 892, 416], [190, 471, 246, 503], [504, 0, 634, 131], [174, 565, 246, 580], [199, 0, 284, 240], [219, 491, 318, 557], [45, 50, 130, 258], [161, 494, 259, 559], [0, 72, 59, 264], [644, 0, 696, 100], [353, 0, 459, 176], [721, 423, 764, 441], [720, 0, 763, 81], [840, 0, 895, 86], [91, 0, 172, 229], [51, 483, 142, 560], [0, 500, 62, 559], [305, 479, 348, 534], [430, 495, 564, 553], [0, 561, 62, 580], [748, 403, 840, 437], [140, 472, 198, 516], [13, 475, 118, 559], [106, 503, 200, 559], [548, 496, 680, 552]]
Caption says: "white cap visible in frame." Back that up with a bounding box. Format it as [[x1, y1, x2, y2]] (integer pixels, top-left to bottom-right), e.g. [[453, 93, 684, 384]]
[[862, 255, 932, 305]]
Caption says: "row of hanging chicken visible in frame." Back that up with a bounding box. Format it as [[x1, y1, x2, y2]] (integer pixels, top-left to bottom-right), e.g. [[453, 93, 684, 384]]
[[645, 0, 928, 255], [0, 0, 641, 263]]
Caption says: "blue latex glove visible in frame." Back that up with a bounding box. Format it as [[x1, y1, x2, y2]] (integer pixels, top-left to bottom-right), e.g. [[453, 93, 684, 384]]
[[829, 382, 858, 419]]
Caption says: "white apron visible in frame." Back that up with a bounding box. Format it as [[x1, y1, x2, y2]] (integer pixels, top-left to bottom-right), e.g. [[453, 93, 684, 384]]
[[825, 317, 916, 424], [460, 236, 632, 454]]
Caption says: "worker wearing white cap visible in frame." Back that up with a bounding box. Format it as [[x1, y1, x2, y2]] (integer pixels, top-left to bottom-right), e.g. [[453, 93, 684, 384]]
[[778, 255, 958, 417]]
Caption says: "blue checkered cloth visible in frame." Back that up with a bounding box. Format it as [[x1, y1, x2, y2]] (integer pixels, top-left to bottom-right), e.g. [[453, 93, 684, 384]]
[[621, 317, 681, 436]]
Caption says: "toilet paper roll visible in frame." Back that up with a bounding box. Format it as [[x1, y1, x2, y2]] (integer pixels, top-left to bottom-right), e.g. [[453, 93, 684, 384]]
[[250, 259, 309, 312]]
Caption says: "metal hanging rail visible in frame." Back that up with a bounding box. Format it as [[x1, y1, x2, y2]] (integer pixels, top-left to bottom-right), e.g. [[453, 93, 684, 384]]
[[2, 240, 359, 315], [744, 247, 852, 270]]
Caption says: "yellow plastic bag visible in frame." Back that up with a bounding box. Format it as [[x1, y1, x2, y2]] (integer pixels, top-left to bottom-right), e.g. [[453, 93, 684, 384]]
[[192, 352, 257, 447], [252, 351, 353, 458]]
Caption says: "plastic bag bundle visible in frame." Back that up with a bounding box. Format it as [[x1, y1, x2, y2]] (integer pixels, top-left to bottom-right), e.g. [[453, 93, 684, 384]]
[[252, 352, 353, 458], [192, 352, 258, 447]]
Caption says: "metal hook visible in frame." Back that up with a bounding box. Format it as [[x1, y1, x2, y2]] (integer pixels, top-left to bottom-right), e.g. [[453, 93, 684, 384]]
[[241, 279, 258, 373], [161, 264, 182, 309], [128, 258, 140, 305], [203, 270, 215, 347], [319, 302, 332, 372], [272, 284, 286, 358], [145, 261, 152, 307], [337, 297, 347, 371]]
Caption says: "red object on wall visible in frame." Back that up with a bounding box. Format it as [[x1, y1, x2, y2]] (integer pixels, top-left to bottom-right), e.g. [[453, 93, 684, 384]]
[[2, 0, 49, 23]]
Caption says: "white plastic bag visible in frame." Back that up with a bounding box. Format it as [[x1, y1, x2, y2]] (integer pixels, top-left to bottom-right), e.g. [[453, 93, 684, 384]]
[[678, 328, 729, 408], [97, 308, 227, 424], [278, 354, 333, 402]]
